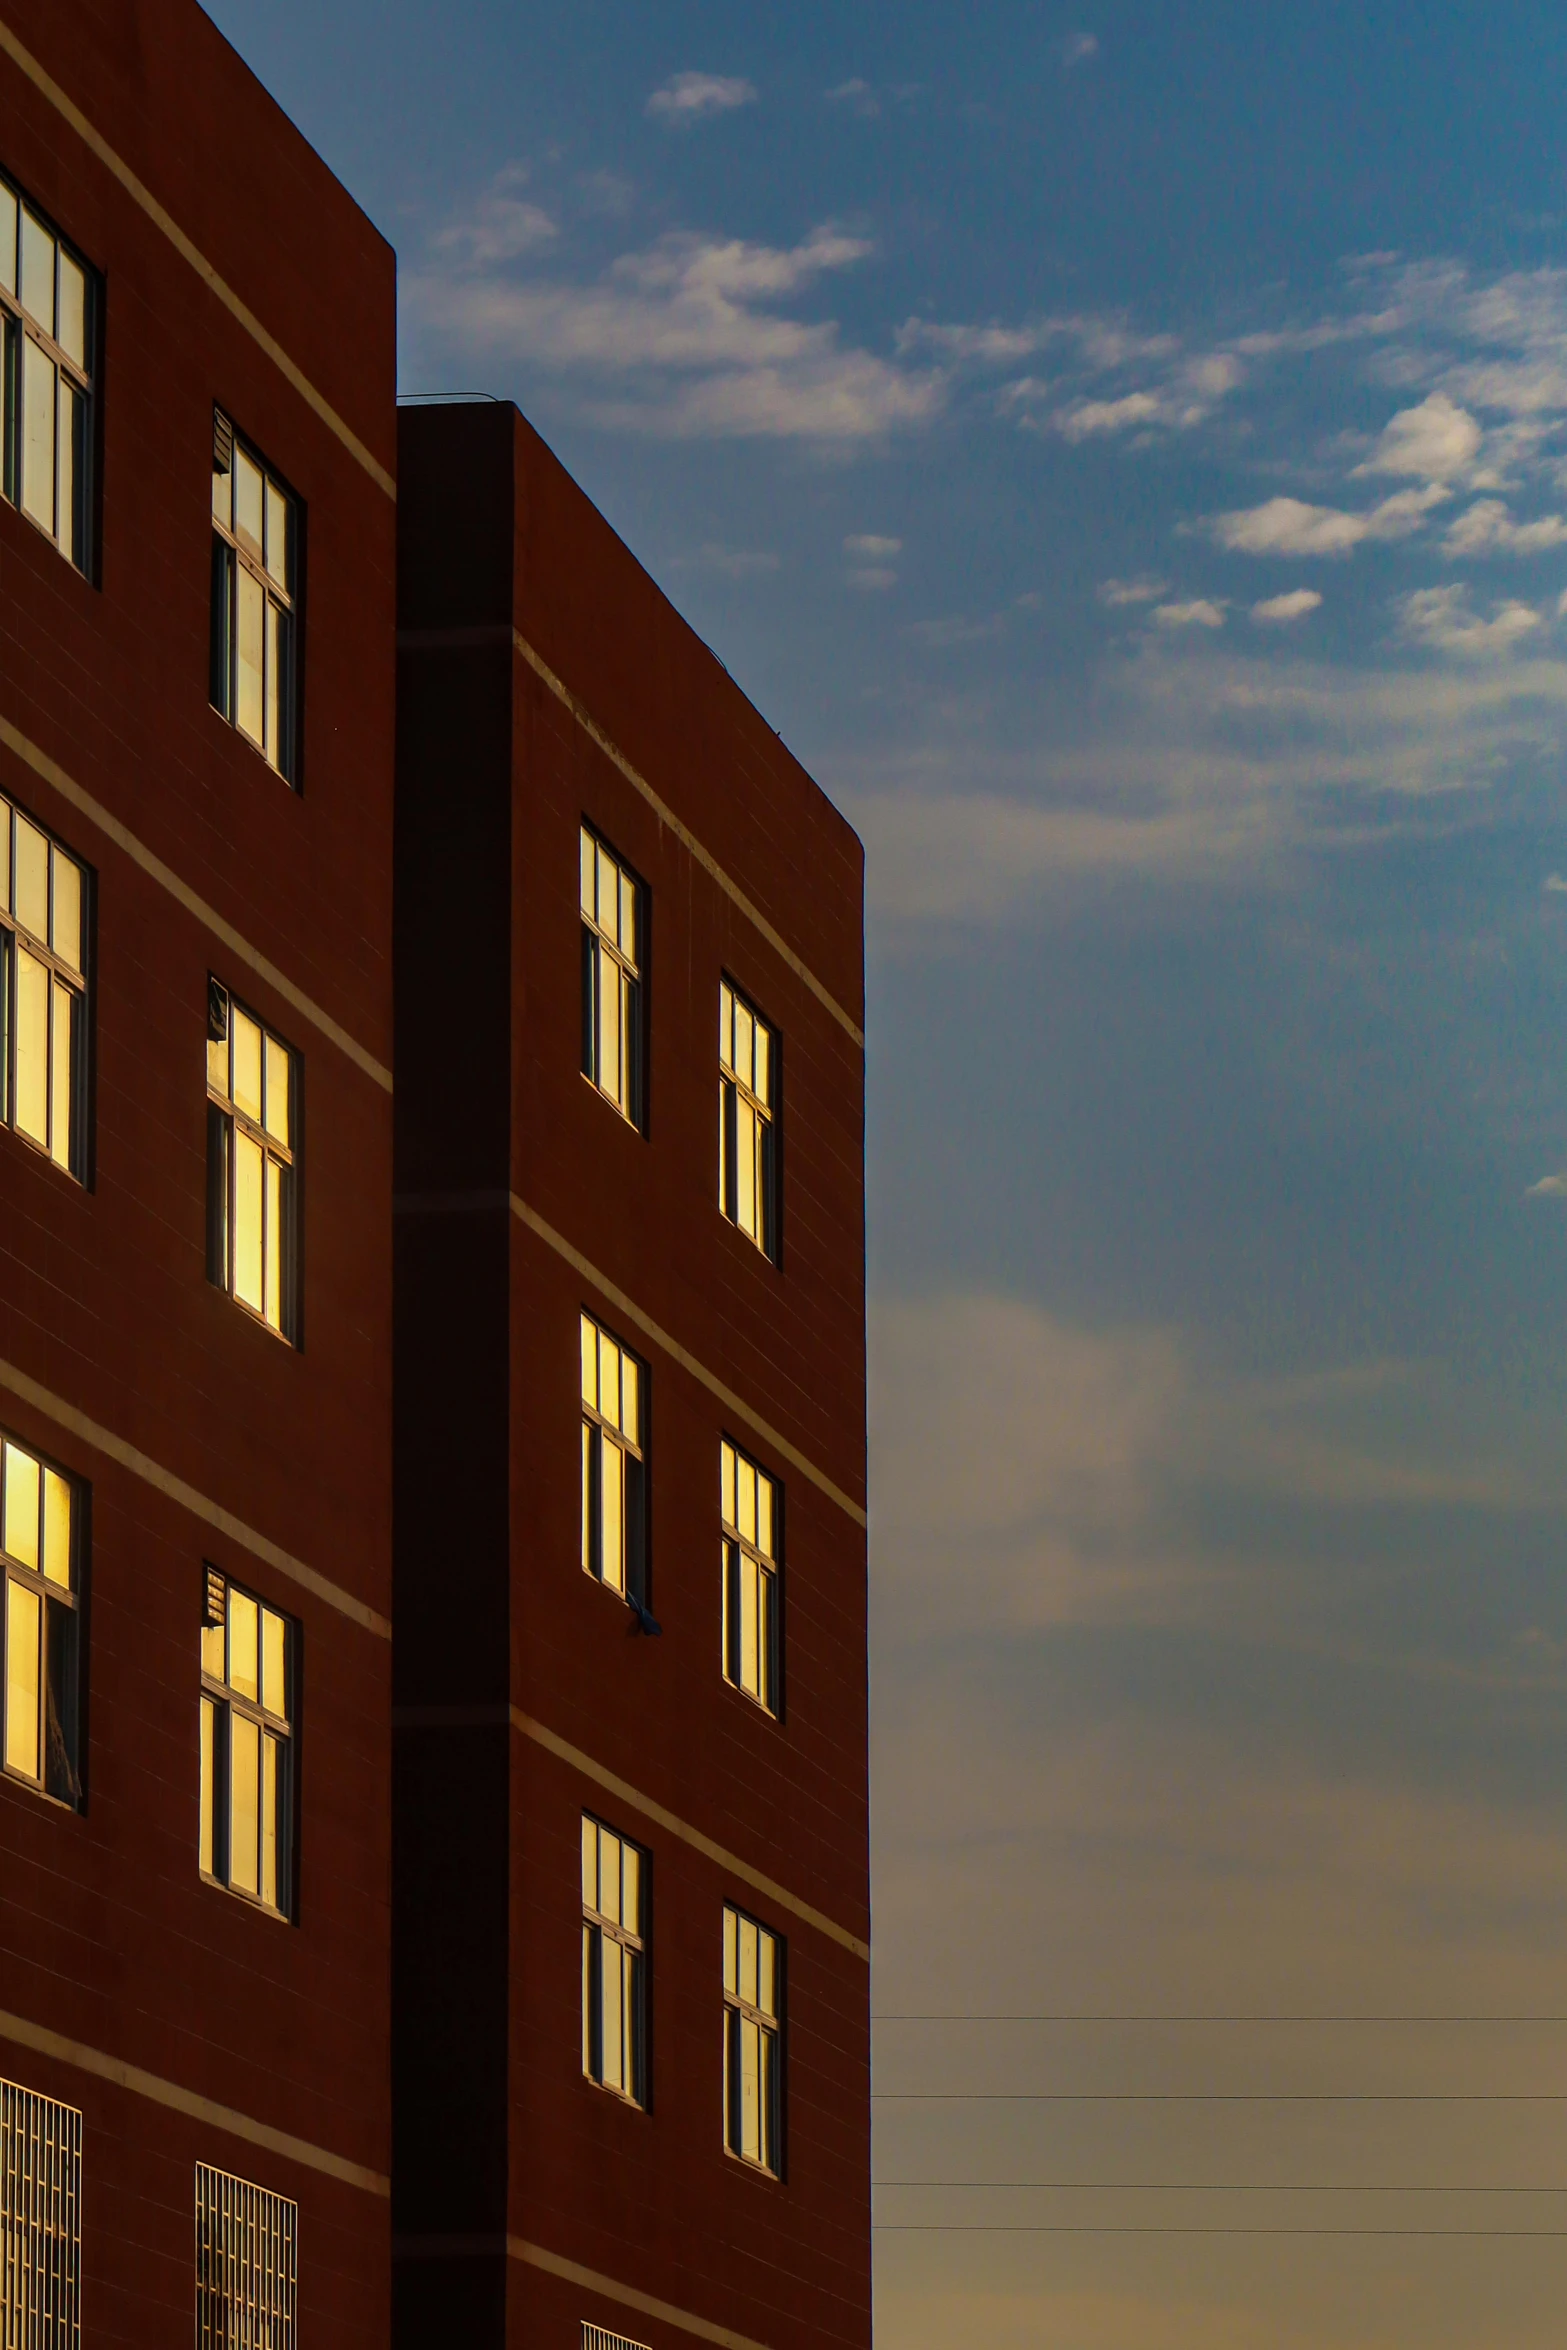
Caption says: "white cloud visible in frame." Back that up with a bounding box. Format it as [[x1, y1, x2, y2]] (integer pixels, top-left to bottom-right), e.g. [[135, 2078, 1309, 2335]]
[[1399, 584, 1543, 656], [433, 168, 556, 265], [825, 76, 879, 115], [1443, 498, 1567, 555], [1099, 576, 1169, 606], [1154, 598, 1227, 629], [1252, 588, 1323, 623], [1060, 31, 1099, 65], [1527, 1172, 1567, 1197], [1545, 873, 1567, 892], [1055, 390, 1163, 439], [845, 533, 902, 559], [646, 71, 757, 124], [1212, 484, 1448, 556], [1359, 391, 1482, 481], [406, 221, 945, 443]]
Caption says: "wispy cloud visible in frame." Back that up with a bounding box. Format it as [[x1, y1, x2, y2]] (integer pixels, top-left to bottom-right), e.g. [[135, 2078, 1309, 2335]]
[[1059, 31, 1100, 67], [1253, 588, 1324, 623], [407, 217, 943, 443], [1212, 485, 1449, 556], [1099, 575, 1169, 606], [432, 166, 556, 264], [1399, 583, 1543, 655], [1444, 498, 1567, 555], [1154, 598, 1227, 629], [646, 71, 757, 125], [845, 534, 902, 591]]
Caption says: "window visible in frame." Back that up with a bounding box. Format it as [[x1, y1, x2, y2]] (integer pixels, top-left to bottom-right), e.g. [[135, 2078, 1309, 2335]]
[[200, 1572, 294, 1918], [582, 1816, 646, 2106], [721, 1439, 780, 1717], [1, 1433, 81, 1807], [0, 172, 94, 574], [0, 796, 87, 1178], [583, 2329, 651, 2350], [723, 1906, 782, 2173], [195, 2163, 297, 2350], [211, 412, 298, 783], [580, 828, 643, 1126], [1, 2077, 81, 2347], [580, 1313, 645, 1603], [207, 982, 299, 1342], [719, 981, 777, 1259]]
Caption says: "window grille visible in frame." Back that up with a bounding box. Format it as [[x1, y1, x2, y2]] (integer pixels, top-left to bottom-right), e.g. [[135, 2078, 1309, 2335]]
[[721, 1438, 781, 1717], [0, 1431, 82, 1806], [583, 2328, 651, 2350], [723, 1905, 782, 2175], [206, 982, 299, 1342], [582, 1816, 647, 2106], [211, 413, 299, 782], [580, 1313, 646, 1604], [580, 828, 643, 1126], [719, 981, 777, 1259], [0, 170, 95, 573], [200, 1572, 295, 1917], [195, 2164, 297, 2350], [0, 795, 88, 1181], [0, 2077, 81, 2348]]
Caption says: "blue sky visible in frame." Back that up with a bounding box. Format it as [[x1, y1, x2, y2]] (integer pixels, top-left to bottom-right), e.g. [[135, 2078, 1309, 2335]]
[[207, 3, 1567, 2339]]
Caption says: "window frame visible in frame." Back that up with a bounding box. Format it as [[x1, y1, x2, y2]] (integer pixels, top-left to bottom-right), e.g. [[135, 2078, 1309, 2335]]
[[722, 1903, 784, 2177], [0, 793, 90, 1184], [580, 1311, 647, 1606], [0, 167, 96, 577], [206, 978, 301, 1345], [580, 824, 646, 1130], [0, 2076, 82, 2349], [0, 1427, 84, 1811], [720, 1437, 782, 1720], [199, 1567, 297, 1923], [581, 1814, 649, 2109], [719, 978, 779, 1263], [210, 408, 302, 786]]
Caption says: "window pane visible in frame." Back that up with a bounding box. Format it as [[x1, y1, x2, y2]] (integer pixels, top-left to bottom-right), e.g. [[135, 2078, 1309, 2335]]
[[581, 1421, 594, 1574], [41, 1468, 70, 1589], [264, 481, 289, 589], [6, 1578, 40, 1778], [740, 1555, 759, 1696], [581, 1814, 598, 1908], [621, 1840, 640, 1934], [13, 816, 48, 942], [580, 1314, 598, 1409], [616, 967, 633, 1111], [236, 566, 265, 746], [233, 1131, 264, 1310], [0, 800, 10, 911], [596, 847, 616, 941], [597, 1330, 619, 1430], [50, 850, 82, 973], [228, 1589, 259, 1700], [15, 948, 48, 1144], [3, 1445, 39, 1570], [599, 948, 621, 1101], [0, 185, 14, 296], [758, 1927, 777, 2019], [263, 1155, 283, 1331], [231, 1010, 262, 1123], [261, 1733, 279, 1908], [598, 1829, 621, 1925], [264, 598, 282, 769], [262, 1034, 290, 1145], [21, 338, 55, 532], [739, 2015, 761, 2162], [201, 1620, 225, 1682], [582, 1924, 594, 2074], [234, 447, 264, 556], [55, 251, 86, 368], [19, 212, 53, 334], [720, 981, 733, 1066], [735, 1098, 758, 1240], [738, 1914, 758, 2006], [600, 1935, 624, 2091], [721, 1441, 735, 1529], [620, 1356, 639, 1449], [619, 873, 637, 966], [734, 1000, 754, 1092], [49, 978, 72, 1168], [199, 1696, 215, 1874], [753, 1020, 771, 1107], [261, 1608, 287, 1719], [229, 1713, 260, 1895], [212, 456, 231, 530], [57, 376, 76, 564], [580, 828, 595, 918], [724, 1904, 737, 1995], [757, 1472, 774, 1560], [600, 1437, 624, 1593], [736, 1456, 756, 1544]]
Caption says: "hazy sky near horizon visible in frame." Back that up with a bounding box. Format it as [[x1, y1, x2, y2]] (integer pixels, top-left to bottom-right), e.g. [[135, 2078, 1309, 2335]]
[[204, 4, 1567, 2340]]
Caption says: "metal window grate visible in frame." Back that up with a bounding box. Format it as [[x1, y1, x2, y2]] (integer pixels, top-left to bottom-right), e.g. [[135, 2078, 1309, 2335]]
[[583, 2327, 651, 2350], [195, 2164, 296, 2350], [0, 2076, 82, 2348]]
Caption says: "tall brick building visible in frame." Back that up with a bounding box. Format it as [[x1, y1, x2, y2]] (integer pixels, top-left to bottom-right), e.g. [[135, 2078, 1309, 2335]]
[[0, 9, 868, 2350]]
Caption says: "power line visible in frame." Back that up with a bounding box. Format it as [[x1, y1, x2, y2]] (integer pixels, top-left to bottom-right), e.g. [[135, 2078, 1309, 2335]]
[[872, 2014, 1567, 2025], [874, 2223, 1567, 2239], [874, 2181, 1567, 2193], [875, 2092, 1567, 2102]]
